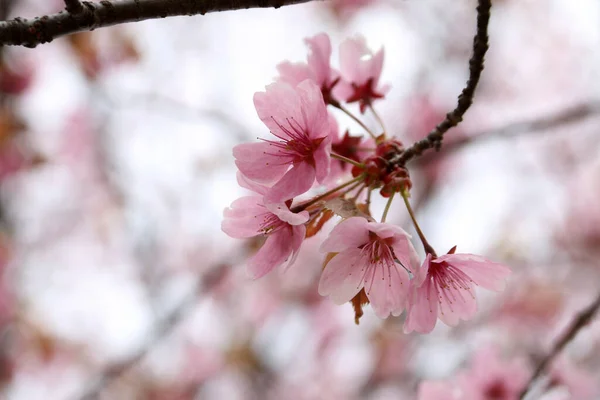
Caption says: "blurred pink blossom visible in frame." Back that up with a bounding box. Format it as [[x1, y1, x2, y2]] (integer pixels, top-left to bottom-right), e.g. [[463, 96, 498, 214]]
[[334, 36, 388, 113]]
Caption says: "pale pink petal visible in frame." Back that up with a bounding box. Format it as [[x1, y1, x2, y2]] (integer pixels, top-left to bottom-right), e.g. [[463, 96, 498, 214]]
[[318, 248, 365, 304], [332, 79, 354, 102], [441, 254, 511, 292], [233, 142, 288, 184], [320, 216, 370, 253], [221, 196, 265, 238], [313, 135, 332, 183], [264, 160, 316, 204], [305, 33, 332, 86], [368, 222, 411, 240], [247, 227, 294, 279], [437, 282, 477, 327], [254, 82, 304, 140], [297, 79, 329, 139], [276, 61, 312, 86], [404, 278, 438, 334], [236, 172, 268, 195], [281, 224, 306, 272], [390, 235, 420, 275], [266, 203, 309, 225], [339, 36, 368, 82], [369, 48, 385, 86], [367, 261, 410, 318]]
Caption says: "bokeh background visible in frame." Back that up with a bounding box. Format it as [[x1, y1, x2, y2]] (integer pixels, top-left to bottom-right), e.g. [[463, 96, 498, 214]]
[[1, 0, 600, 398]]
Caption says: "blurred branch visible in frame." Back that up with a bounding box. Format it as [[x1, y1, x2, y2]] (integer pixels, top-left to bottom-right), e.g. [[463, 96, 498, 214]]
[[520, 291, 600, 399], [417, 100, 600, 163], [76, 263, 231, 400], [392, 0, 491, 167], [0, 0, 316, 48]]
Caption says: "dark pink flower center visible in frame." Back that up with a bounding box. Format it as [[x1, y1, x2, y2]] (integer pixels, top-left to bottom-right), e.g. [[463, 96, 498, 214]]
[[483, 380, 509, 400], [261, 117, 325, 165]]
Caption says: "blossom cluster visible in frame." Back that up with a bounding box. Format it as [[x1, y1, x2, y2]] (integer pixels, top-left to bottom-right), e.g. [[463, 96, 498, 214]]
[[222, 33, 511, 332]]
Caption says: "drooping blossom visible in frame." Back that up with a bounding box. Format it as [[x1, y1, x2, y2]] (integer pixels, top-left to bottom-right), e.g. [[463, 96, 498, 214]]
[[333, 35, 388, 113], [318, 217, 418, 319], [277, 33, 340, 102], [404, 250, 511, 334], [234, 80, 331, 206], [222, 175, 308, 279]]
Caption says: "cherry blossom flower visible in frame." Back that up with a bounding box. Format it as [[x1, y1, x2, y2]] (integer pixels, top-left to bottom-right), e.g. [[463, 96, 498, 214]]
[[277, 33, 339, 102], [318, 217, 418, 319], [404, 251, 511, 334], [233, 80, 331, 205], [222, 175, 308, 279], [334, 35, 388, 113]]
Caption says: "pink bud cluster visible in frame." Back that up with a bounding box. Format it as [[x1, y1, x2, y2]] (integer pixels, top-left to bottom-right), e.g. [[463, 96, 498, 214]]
[[223, 33, 511, 332]]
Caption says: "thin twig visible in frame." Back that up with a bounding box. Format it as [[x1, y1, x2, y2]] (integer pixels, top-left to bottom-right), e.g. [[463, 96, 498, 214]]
[[0, 0, 315, 48], [416, 100, 600, 164], [519, 291, 600, 399], [391, 0, 491, 167]]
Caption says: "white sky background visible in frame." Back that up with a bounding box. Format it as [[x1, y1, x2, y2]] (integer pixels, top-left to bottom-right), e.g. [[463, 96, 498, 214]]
[[2, 0, 600, 398]]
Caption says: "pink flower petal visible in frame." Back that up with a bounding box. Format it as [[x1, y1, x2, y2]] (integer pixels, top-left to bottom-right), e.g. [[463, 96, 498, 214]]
[[305, 33, 332, 87], [233, 142, 289, 184], [266, 203, 309, 225], [253, 82, 304, 140], [404, 278, 438, 334], [390, 235, 420, 275], [440, 254, 511, 292], [318, 248, 365, 304], [320, 217, 370, 253], [366, 261, 410, 318], [436, 280, 477, 327], [247, 227, 296, 279], [296, 79, 329, 140], [264, 160, 316, 204], [221, 196, 265, 238], [276, 61, 312, 87], [313, 135, 332, 183]]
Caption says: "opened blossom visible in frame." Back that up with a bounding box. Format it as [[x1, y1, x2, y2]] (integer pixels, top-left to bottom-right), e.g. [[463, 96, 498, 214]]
[[404, 251, 512, 334], [222, 176, 308, 279], [334, 35, 388, 112], [233, 80, 331, 206], [318, 217, 418, 319], [277, 33, 339, 102]]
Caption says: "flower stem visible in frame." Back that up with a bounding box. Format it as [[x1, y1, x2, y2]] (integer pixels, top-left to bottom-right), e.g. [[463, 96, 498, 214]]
[[292, 175, 365, 212], [381, 192, 395, 222], [400, 190, 437, 257], [369, 104, 386, 134], [331, 152, 364, 168], [331, 101, 378, 140]]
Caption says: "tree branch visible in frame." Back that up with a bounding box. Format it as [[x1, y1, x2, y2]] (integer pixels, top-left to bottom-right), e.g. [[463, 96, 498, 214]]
[[519, 291, 600, 399], [64, 0, 84, 15], [416, 100, 600, 164], [391, 0, 491, 167], [0, 0, 315, 48]]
